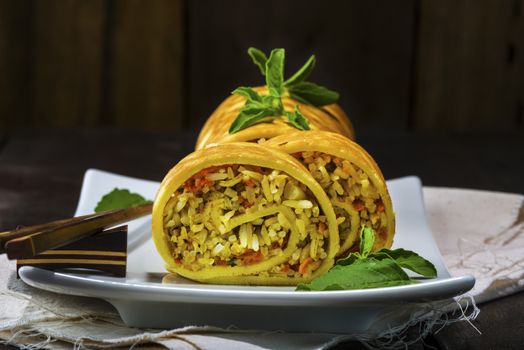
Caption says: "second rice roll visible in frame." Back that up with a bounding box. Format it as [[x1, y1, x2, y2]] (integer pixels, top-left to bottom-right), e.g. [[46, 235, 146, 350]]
[[266, 131, 395, 256]]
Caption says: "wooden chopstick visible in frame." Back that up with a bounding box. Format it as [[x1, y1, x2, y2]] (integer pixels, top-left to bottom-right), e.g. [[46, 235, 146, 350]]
[[0, 214, 95, 254], [16, 225, 129, 277], [1, 203, 152, 259]]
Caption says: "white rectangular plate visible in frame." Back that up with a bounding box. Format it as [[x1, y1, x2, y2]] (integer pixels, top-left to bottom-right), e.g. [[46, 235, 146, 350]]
[[19, 169, 474, 334]]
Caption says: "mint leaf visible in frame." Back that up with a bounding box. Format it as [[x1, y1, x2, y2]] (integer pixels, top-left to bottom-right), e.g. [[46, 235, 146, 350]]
[[360, 226, 375, 258], [248, 47, 268, 76], [229, 93, 283, 134], [232, 86, 263, 102], [265, 48, 285, 97], [241, 99, 271, 111], [228, 107, 276, 134], [285, 105, 310, 131], [371, 248, 437, 278], [288, 81, 339, 106], [336, 226, 374, 265], [284, 55, 316, 87], [296, 258, 416, 291], [95, 188, 152, 213], [335, 252, 359, 266]]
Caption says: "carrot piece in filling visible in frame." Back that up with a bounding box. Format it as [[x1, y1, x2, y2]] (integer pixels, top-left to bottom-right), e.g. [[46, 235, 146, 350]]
[[378, 227, 388, 241], [182, 165, 232, 193], [281, 264, 290, 273], [238, 197, 253, 208], [353, 200, 365, 211], [216, 259, 228, 266], [298, 257, 313, 274], [376, 200, 385, 213], [318, 222, 327, 234], [239, 249, 264, 265], [183, 176, 214, 193]]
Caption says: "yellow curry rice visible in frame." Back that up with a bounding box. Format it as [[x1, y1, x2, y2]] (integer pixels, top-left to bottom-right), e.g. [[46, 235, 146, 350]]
[[293, 151, 388, 251], [162, 164, 329, 277]]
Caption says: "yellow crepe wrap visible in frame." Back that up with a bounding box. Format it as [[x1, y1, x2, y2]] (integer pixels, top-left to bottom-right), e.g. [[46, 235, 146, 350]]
[[195, 86, 355, 150], [265, 131, 395, 256], [152, 142, 340, 285]]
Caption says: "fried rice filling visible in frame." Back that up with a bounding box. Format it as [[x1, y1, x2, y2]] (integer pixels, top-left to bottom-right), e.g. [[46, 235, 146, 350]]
[[162, 164, 329, 277], [293, 151, 388, 251]]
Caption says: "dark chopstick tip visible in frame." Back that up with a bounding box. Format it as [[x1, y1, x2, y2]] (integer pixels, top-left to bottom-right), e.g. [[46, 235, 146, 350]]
[[6, 238, 35, 260]]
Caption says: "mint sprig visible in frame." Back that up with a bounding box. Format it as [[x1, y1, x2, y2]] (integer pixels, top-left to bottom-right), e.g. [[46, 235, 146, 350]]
[[94, 188, 152, 213], [229, 47, 339, 134], [247, 47, 334, 103], [296, 227, 437, 291], [229, 48, 311, 134]]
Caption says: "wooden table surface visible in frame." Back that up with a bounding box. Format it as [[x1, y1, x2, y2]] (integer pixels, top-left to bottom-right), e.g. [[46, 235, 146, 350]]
[[0, 128, 523, 349]]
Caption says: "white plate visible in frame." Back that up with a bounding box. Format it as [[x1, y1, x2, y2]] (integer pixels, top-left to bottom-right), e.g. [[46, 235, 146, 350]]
[[19, 169, 475, 334]]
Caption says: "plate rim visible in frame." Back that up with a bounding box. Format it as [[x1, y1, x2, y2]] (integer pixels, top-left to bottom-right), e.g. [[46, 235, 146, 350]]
[[19, 266, 475, 306]]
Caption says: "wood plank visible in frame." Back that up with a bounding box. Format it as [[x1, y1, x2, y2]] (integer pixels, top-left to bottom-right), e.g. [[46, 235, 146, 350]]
[[31, 0, 106, 127], [187, 0, 416, 131], [413, 0, 524, 130], [0, 1, 34, 129], [104, 0, 185, 129], [512, 0, 524, 129]]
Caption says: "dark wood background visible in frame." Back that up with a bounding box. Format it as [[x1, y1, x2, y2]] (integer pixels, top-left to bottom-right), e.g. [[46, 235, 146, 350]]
[[1, 0, 523, 132]]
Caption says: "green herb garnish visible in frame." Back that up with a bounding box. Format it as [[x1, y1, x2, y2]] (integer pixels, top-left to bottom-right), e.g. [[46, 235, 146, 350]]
[[296, 258, 417, 291], [287, 81, 339, 107], [229, 47, 340, 134], [284, 54, 316, 87], [94, 188, 152, 213], [296, 227, 437, 291], [266, 48, 285, 97], [285, 105, 309, 131], [247, 47, 268, 76]]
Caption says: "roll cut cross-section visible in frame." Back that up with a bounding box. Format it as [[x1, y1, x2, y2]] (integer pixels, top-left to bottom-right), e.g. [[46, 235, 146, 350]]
[[265, 131, 395, 257], [195, 86, 355, 150], [152, 143, 340, 285]]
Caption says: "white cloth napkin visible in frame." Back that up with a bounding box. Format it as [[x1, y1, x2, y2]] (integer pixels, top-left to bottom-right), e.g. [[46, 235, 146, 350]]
[[1, 187, 523, 350], [423, 187, 524, 303]]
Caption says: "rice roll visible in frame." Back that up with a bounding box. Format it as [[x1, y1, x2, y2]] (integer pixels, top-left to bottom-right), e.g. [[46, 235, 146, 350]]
[[266, 131, 395, 256], [152, 142, 340, 285]]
